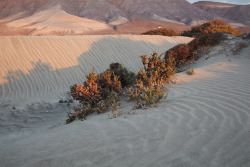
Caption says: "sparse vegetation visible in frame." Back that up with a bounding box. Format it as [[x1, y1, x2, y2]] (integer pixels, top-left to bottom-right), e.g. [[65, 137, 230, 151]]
[[67, 20, 240, 124], [187, 69, 195, 75], [67, 52, 176, 123], [165, 33, 225, 69], [181, 20, 242, 37], [129, 52, 175, 108], [67, 67, 122, 124], [142, 28, 179, 36]]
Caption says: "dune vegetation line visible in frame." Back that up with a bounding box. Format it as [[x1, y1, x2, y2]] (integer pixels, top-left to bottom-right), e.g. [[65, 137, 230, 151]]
[[66, 20, 245, 124], [142, 20, 242, 37]]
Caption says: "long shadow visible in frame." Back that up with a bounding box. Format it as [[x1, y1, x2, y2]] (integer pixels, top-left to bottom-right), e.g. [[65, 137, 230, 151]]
[[0, 36, 183, 105]]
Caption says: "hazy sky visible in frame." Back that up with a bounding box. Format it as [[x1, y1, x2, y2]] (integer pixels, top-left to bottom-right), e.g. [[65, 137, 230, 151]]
[[187, 0, 250, 5]]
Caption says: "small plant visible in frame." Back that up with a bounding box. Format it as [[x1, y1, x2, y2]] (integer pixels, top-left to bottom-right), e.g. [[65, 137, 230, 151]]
[[142, 84, 167, 105], [187, 69, 195, 75]]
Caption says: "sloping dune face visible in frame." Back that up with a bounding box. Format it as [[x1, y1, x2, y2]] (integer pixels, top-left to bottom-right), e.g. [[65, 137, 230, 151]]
[[0, 35, 192, 105]]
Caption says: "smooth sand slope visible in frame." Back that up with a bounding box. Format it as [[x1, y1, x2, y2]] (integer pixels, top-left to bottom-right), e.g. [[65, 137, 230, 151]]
[[0, 35, 249, 167]]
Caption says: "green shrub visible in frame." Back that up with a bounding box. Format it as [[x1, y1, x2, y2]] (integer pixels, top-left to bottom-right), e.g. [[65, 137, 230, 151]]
[[142, 28, 179, 36], [182, 20, 242, 37], [108, 63, 135, 88]]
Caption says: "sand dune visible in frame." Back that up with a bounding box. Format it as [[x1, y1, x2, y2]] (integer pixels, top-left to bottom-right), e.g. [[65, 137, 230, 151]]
[[0, 35, 192, 106], [0, 35, 249, 167]]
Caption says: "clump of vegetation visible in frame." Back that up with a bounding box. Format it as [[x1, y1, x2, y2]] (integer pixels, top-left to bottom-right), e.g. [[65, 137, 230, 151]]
[[108, 63, 135, 88], [187, 69, 195, 75], [165, 33, 225, 69], [67, 52, 176, 123], [67, 67, 121, 124], [67, 63, 136, 123], [181, 20, 242, 37], [129, 52, 175, 108], [142, 28, 179, 36]]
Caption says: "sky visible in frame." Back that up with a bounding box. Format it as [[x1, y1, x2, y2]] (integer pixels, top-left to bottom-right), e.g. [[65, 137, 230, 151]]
[[187, 0, 250, 5]]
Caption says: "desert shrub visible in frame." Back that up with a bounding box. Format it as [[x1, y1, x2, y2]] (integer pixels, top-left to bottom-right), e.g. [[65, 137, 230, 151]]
[[138, 52, 176, 83], [67, 67, 121, 123], [129, 52, 173, 107], [188, 33, 224, 51], [164, 44, 190, 68], [70, 68, 102, 107], [97, 69, 122, 93], [107, 63, 135, 88], [165, 33, 225, 69], [68, 54, 176, 123], [142, 28, 179, 36], [187, 69, 195, 75], [181, 20, 242, 37]]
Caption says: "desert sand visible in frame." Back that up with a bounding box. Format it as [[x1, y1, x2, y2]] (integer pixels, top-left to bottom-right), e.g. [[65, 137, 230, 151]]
[[0, 35, 249, 167]]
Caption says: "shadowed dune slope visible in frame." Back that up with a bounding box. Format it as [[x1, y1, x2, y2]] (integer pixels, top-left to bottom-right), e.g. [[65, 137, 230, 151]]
[[0, 35, 192, 105]]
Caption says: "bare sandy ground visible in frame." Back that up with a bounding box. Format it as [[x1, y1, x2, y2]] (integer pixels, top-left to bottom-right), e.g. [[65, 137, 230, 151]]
[[0, 35, 249, 167]]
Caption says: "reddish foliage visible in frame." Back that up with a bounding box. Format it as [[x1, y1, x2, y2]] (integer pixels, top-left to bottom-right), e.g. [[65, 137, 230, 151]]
[[165, 33, 225, 68], [142, 28, 179, 36], [182, 20, 242, 37]]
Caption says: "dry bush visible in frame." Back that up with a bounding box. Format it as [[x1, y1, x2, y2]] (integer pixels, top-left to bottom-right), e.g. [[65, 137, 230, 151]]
[[164, 44, 190, 67], [182, 20, 242, 37], [67, 67, 121, 124], [165, 33, 225, 69], [67, 54, 176, 123], [129, 52, 173, 108], [108, 63, 135, 88], [70, 68, 102, 106], [138, 52, 176, 83], [142, 28, 179, 36], [187, 69, 195, 75], [188, 33, 224, 51]]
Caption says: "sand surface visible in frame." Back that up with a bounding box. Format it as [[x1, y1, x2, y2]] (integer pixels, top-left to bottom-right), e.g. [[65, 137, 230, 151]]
[[1, 5, 112, 36], [0, 35, 249, 167]]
